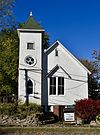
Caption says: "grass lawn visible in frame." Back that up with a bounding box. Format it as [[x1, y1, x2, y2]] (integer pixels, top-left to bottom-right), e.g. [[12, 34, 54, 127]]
[[0, 126, 100, 135]]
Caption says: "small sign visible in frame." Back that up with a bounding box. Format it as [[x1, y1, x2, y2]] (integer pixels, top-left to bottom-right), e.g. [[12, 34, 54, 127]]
[[64, 112, 75, 121]]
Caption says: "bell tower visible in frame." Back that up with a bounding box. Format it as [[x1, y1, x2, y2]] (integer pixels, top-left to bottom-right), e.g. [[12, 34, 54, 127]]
[[17, 12, 44, 104]]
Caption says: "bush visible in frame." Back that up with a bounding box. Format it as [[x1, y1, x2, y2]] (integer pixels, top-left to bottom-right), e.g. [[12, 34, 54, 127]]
[[0, 102, 42, 119], [0, 103, 17, 116], [75, 99, 100, 123], [96, 114, 100, 122], [27, 103, 42, 113], [16, 103, 42, 119]]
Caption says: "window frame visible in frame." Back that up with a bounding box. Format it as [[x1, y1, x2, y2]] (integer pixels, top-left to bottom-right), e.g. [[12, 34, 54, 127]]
[[49, 76, 64, 96], [26, 79, 35, 96], [58, 77, 64, 95], [27, 79, 33, 95], [27, 42, 35, 50], [49, 77, 56, 95]]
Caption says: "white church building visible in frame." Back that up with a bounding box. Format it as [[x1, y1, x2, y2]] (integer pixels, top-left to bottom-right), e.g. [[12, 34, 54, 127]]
[[17, 13, 90, 113]]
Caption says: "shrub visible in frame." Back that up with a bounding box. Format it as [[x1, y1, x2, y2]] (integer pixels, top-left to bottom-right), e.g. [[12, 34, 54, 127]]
[[27, 103, 42, 113], [96, 114, 100, 122], [0, 103, 17, 116], [0, 102, 42, 119], [16, 103, 42, 119], [75, 99, 100, 123]]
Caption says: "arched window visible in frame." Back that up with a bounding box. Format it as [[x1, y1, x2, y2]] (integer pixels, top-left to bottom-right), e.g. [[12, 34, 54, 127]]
[[27, 79, 33, 94]]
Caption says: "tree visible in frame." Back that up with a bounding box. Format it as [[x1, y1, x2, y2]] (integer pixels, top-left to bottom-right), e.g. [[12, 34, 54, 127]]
[[80, 59, 95, 73], [92, 50, 100, 85], [80, 50, 100, 99], [0, 0, 15, 29], [0, 28, 19, 95]]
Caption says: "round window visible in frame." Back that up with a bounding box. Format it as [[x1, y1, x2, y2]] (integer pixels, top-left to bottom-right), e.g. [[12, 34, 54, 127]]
[[25, 56, 36, 66]]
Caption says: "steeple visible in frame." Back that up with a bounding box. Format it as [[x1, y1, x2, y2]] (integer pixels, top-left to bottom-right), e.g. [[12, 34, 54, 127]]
[[22, 12, 43, 29]]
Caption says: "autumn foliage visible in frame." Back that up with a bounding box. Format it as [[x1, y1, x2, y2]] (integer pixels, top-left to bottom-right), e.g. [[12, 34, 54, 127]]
[[75, 99, 100, 122]]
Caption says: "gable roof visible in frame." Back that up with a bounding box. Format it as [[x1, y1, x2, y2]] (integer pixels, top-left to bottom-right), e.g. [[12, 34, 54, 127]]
[[22, 14, 43, 29], [45, 40, 91, 74], [47, 64, 72, 78]]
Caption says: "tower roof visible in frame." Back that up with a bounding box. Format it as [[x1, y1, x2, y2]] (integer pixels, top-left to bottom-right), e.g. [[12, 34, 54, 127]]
[[22, 12, 43, 29]]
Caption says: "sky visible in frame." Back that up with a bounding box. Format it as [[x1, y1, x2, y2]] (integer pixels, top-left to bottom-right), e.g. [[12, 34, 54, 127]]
[[14, 0, 100, 60]]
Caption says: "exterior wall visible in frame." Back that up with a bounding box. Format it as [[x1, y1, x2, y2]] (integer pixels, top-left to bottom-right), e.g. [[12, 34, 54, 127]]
[[18, 31, 42, 105], [47, 44, 88, 106], [19, 32, 42, 70], [18, 29, 89, 107]]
